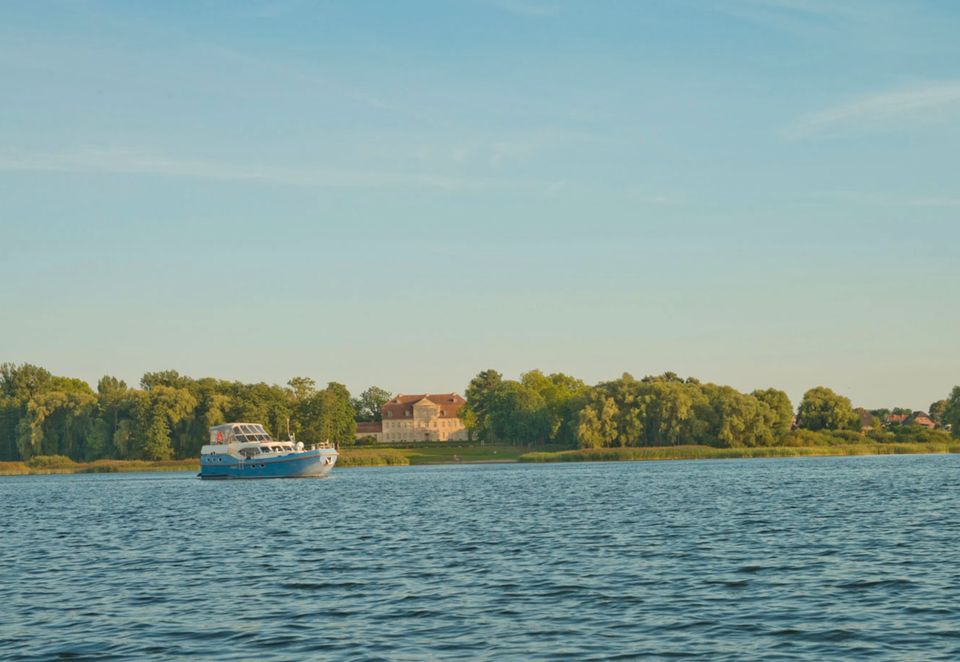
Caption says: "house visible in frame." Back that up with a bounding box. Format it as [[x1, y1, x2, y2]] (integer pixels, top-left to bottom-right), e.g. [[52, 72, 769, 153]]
[[355, 421, 383, 442], [911, 415, 936, 430], [379, 393, 468, 442]]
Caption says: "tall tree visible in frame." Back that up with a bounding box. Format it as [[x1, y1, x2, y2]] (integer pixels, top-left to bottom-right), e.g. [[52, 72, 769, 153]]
[[928, 399, 947, 425], [797, 386, 858, 431], [287, 376, 317, 403], [462, 369, 503, 442], [352, 386, 392, 422], [943, 386, 960, 438], [752, 388, 794, 438], [298, 382, 356, 443]]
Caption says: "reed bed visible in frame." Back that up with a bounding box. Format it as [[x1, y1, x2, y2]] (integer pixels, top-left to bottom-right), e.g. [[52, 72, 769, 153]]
[[337, 448, 411, 467], [519, 442, 960, 464], [0, 457, 198, 475]]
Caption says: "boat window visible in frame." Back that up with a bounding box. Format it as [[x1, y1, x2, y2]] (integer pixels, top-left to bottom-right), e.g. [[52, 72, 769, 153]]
[[239, 425, 253, 433]]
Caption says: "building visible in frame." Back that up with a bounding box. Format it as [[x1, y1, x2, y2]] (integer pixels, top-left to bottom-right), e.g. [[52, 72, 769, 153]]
[[379, 393, 468, 442], [911, 415, 936, 430], [355, 421, 383, 443]]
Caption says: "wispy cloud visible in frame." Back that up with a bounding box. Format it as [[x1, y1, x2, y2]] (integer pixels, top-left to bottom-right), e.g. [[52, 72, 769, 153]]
[[811, 190, 960, 208], [0, 147, 680, 205], [0, 148, 497, 191], [787, 81, 960, 138]]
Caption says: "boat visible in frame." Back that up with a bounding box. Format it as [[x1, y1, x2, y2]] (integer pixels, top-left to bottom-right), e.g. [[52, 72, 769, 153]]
[[199, 422, 338, 479]]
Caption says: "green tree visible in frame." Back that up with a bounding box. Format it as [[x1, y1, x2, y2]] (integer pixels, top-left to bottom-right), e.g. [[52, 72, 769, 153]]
[[298, 382, 356, 443], [928, 399, 947, 425], [132, 385, 197, 460], [287, 376, 317, 403], [943, 386, 960, 438], [462, 369, 503, 442], [752, 388, 794, 437], [797, 386, 858, 431], [520, 370, 588, 444], [577, 397, 619, 448], [705, 386, 775, 447], [487, 381, 550, 444], [140, 370, 193, 391], [141, 415, 173, 460], [352, 386, 392, 422]]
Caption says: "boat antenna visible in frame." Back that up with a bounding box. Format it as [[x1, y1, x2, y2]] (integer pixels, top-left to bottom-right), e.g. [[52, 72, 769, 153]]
[[286, 417, 294, 441]]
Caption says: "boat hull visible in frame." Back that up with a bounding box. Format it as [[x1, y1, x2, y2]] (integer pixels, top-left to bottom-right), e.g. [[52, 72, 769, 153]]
[[199, 448, 338, 479]]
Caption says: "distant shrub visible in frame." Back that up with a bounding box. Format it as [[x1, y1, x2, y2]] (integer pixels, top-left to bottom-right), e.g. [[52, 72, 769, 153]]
[[26, 455, 77, 469]]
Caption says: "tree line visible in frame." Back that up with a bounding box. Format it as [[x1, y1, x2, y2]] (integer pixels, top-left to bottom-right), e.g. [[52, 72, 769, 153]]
[[0, 364, 391, 462], [461, 369, 960, 448], [2, 362, 958, 462]]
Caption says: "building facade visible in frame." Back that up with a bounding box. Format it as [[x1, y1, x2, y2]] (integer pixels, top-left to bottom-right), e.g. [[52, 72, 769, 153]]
[[355, 421, 383, 443], [377, 393, 467, 442]]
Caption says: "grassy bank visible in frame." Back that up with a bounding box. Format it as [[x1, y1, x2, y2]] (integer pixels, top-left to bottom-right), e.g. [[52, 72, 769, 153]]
[[518, 442, 960, 464], [8, 441, 953, 476], [0, 457, 199, 476], [0, 445, 528, 475], [339, 444, 528, 467], [337, 448, 411, 467]]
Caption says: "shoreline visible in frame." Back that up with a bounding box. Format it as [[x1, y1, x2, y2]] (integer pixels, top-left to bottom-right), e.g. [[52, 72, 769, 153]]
[[517, 441, 960, 464], [3, 441, 959, 476]]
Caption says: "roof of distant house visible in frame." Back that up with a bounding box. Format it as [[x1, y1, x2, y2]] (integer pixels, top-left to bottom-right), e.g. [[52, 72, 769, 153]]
[[382, 393, 466, 419], [356, 421, 383, 434]]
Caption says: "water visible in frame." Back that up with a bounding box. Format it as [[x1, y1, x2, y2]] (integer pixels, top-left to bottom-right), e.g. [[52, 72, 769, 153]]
[[2, 455, 959, 660]]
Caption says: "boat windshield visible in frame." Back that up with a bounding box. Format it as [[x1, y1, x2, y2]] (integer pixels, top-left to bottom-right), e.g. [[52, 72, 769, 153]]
[[233, 424, 273, 443]]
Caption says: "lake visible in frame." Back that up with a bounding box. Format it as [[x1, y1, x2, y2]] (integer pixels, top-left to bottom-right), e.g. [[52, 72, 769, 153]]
[[2, 455, 959, 660]]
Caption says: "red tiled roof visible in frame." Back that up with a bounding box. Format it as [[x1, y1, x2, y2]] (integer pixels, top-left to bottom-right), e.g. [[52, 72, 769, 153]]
[[356, 422, 383, 434], [382, 393, 465, 420], [912, 416, 936, 429]]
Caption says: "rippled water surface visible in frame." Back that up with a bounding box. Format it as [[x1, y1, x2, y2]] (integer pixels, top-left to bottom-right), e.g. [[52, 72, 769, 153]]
[[2, 455, 960, 660]]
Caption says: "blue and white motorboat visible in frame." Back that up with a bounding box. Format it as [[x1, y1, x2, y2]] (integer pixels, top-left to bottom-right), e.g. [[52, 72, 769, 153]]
[[199, 422, 338, 479]]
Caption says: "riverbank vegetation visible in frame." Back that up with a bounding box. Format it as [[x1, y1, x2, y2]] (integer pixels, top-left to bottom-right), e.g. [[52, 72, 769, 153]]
[[0, 455, 198, 475], [337, 448, 410, 467], [519, 441, 960, 464], [0, 364, 385, 463], [462, 369, 960, 450], [0, 445, 525, 474], [2, 362, 958, 468]]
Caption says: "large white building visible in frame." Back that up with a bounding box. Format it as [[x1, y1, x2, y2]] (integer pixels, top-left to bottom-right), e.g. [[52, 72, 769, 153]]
[[354, 393, 468, 443]]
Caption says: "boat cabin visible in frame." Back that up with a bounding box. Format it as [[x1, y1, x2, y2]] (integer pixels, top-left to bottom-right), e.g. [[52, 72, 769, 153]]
[[209, 423, 276, 444], [204, 422, 324, 459]]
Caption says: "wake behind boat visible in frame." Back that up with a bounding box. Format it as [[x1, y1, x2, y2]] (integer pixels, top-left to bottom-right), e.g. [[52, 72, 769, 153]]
[[199, 423, 338, 479]]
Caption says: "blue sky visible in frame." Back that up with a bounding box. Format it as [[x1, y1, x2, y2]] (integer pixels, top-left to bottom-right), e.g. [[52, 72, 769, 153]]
[[1, 0, 958, 410]]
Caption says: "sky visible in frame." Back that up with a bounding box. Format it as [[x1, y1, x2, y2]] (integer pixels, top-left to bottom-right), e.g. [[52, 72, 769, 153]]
[[1, 0, 958, 410]]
